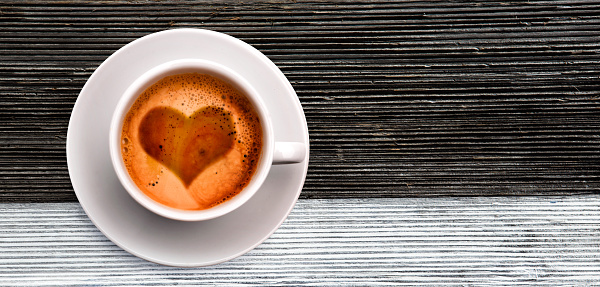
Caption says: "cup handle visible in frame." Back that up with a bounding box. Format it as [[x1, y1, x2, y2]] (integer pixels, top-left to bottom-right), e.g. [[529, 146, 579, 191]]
[[273, 142, 307, 164]]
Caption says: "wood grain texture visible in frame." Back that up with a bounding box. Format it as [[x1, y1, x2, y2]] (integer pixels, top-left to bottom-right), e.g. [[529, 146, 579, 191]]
[[1, 197, 600, 285], [0, 0, 599, 201]]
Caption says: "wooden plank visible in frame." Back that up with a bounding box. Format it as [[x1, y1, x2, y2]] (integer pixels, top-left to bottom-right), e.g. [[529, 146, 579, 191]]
[[1, 196, 600, 285], [0, 0, 599, 201]]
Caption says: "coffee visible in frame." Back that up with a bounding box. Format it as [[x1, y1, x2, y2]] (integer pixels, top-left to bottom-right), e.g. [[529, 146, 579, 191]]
[[120, 73, 263, 210]]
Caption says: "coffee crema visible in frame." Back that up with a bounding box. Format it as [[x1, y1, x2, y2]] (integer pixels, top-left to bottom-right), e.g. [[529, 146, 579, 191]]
[[121, 73, 263, 210]]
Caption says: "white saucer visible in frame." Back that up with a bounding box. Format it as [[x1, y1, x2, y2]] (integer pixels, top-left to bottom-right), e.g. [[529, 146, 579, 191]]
[[66, 29, 309, 267]]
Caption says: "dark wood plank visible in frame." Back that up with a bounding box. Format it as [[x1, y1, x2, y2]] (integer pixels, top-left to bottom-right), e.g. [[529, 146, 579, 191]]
[[0, 0, 599, 202]]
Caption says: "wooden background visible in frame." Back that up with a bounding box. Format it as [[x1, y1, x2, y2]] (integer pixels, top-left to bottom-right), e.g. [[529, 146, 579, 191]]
[[1, 0, 599, 285]]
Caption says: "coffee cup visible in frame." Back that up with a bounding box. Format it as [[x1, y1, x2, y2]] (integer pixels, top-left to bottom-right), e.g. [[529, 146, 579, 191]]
[[109, 59, 306, 221]]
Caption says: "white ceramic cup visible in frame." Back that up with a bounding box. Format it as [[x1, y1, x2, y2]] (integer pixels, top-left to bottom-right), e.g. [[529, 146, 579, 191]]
[[109, 59, 306, 221]]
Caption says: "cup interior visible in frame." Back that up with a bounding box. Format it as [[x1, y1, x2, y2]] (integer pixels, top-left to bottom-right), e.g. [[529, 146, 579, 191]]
[[109, 59, 273, 221]]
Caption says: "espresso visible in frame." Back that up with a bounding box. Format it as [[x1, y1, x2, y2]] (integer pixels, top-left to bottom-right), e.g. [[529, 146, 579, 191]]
[[121, 73, 263, 210]]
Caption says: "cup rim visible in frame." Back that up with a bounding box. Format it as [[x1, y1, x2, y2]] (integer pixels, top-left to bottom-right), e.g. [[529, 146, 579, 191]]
[[109, 59, 274, 221]]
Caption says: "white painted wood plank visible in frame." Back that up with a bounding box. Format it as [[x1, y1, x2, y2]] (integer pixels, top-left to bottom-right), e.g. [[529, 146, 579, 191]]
[[1, 196, 600, 286]]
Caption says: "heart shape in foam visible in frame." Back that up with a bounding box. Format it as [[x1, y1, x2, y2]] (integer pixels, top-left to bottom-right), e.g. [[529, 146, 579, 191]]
[[139, 106, 235, 186]]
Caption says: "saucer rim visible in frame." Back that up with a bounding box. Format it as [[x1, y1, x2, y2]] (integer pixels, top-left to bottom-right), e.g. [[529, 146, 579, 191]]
[[66, 28, 309, 267]]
